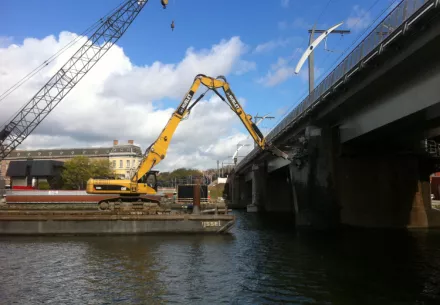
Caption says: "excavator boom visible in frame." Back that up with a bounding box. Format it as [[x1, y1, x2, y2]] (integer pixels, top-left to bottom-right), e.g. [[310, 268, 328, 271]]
[[133, 74, 272, 185], [86, 74, 289, 202]]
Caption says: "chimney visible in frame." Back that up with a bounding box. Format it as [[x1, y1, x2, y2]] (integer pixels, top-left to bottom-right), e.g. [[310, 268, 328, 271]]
[[128, 140, 134, 145], [113, 140, 119, 146]]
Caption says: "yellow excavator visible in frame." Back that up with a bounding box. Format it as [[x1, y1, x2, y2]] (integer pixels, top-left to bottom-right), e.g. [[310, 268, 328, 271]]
[[86, 74, 289, 208]]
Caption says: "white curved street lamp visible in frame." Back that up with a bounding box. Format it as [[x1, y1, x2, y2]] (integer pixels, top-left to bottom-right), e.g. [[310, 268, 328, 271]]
[[294, 21, 349, 94], [295, 22, 344, 74]]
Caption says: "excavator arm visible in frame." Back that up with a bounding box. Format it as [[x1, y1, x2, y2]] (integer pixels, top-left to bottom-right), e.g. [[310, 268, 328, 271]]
[[86, 74, 289, 198], [131, 75, 206, 184], [209, 75, 290, 160], [131, 74, 289, 185]]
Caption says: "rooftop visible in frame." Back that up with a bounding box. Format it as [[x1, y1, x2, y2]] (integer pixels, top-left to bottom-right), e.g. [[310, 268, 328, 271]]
[[4, 140, 143, 159]]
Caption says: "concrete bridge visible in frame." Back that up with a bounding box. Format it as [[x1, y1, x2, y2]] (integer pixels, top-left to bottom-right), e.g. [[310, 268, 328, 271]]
[[226, 0, 440, 229]]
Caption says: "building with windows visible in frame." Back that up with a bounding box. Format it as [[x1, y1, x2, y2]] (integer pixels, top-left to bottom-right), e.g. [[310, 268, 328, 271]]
[[0, 139, 143, 185], [108, 140, 144, 179]]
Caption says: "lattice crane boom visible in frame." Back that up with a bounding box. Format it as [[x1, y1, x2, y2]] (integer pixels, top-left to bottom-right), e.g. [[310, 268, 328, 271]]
[[0, 0, 150, 162]]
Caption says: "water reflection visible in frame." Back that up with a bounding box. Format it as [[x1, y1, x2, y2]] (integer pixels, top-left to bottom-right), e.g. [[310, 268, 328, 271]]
[[0, 211, 439, 304]]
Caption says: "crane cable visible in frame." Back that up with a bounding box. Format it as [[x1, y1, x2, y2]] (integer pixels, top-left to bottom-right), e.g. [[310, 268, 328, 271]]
[[0, 0, 127, 106], [170, 0, 176, 31]]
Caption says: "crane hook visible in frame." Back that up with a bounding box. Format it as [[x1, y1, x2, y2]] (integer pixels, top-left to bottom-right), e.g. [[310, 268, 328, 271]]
[[171, 20, 175, 31], [161, 0, 168, 9]]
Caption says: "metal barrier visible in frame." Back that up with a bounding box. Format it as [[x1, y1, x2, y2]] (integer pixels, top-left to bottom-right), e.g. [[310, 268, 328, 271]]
[[176, 198, 210, 204], [236, 0, 437, 171]]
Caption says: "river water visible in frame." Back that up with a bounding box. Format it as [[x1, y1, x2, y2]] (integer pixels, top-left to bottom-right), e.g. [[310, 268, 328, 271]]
[[1, 210, 440, 305]]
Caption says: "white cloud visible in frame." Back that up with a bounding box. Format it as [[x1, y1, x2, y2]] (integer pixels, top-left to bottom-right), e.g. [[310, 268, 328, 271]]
[[234, 60, 257, 75], [257, 45, 324, 87], [346, 5, 372, 31], [253, 37, 293, 54], [281, 0, 290, 8], [258, 66, 295, 87], [257, 47, 304, 87], [0, 32, 257, 171], [102, 36, 250, 103], [0, 36, 13, 48]]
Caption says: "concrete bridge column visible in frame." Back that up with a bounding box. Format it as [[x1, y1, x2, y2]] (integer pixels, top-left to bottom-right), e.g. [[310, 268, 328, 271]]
[[247, 163, 267, 212], [230, 174, 247, 209], [265, 166, 294, 213], [288, 126, 340, 228]]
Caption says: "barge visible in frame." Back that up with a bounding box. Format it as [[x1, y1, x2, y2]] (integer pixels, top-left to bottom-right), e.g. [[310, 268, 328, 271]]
[[0, 190, 235, 235]]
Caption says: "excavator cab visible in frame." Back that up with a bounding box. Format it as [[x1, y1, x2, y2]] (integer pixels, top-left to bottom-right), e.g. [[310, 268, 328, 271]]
[[138, 171, 158, 191]]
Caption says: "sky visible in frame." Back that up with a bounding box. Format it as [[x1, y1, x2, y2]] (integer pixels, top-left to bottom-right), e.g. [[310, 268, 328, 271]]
[[0, 0, 400, 171]]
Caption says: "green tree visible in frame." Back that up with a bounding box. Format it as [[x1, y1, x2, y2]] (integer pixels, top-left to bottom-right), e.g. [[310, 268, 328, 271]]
[[90, 159, 114, 178], [157, 167, 204, 187], [61, 156, 113, 190]]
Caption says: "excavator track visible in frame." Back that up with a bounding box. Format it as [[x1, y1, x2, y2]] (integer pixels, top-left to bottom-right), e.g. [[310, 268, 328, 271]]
[[97, 196, 162, 212]]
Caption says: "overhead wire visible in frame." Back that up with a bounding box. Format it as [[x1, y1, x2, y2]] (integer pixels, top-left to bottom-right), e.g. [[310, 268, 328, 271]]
[[313, 0, 399, 86], [266, 0, 402, 135], [315, 0, 334, 26], [0, 0, 127, 106], [262, 0, 335, 133], [315, 0, 387, 78]]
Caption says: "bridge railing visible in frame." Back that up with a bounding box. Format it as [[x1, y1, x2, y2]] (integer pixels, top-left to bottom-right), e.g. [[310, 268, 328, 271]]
[[266, 0, 431, 142], [237, 0, 435, 170]]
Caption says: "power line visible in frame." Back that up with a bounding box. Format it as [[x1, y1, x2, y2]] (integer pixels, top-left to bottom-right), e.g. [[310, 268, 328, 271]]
[[266, 0, 402, 135], [314, 0, 334, 26], [313, 0, 399, 86]]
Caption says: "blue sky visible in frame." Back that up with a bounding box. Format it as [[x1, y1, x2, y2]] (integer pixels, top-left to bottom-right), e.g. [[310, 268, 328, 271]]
[[1, 0, 399, 132], [0, 0, 401, 169]]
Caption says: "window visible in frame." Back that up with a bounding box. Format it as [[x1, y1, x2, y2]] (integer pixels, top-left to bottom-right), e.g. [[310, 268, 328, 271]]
[[126, 160, 130, 168], [119, 160, 123, 168], [112, 160, 116, 168]]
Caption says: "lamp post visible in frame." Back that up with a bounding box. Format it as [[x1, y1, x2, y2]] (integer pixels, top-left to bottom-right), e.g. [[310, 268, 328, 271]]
[[295, 22, 350, 93], [232, 143, 250, 165]]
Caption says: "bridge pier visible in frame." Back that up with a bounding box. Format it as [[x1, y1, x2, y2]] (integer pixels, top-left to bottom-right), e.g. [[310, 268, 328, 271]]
[[337, 154, 440, 228], [288, 126, 340, 228], [265, 166, 294, 213], [247, 164, 267, 212], [229, 175, 247, 209]]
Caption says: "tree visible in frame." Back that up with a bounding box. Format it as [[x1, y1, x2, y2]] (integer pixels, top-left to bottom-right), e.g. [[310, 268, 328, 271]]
[[90, 159, 114, 178], [61, 156, 113, 190], [156, 167, 205, 187]]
